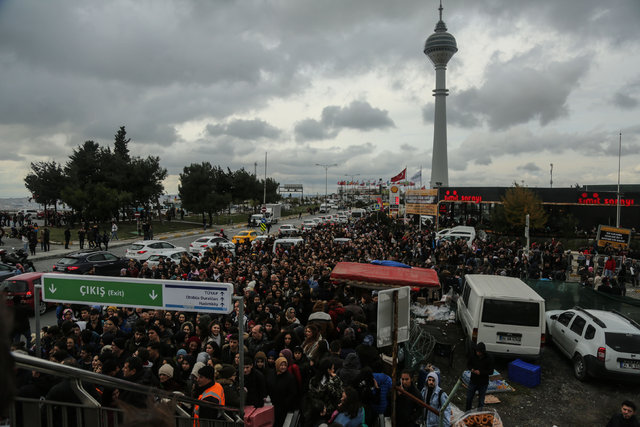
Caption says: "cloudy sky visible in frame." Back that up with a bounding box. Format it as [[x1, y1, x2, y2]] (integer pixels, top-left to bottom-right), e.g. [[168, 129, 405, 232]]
[[1, 0, 639, 198]]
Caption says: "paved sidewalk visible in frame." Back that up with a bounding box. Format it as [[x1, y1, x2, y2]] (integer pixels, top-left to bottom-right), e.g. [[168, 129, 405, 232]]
[[1, 224, 241, 263]]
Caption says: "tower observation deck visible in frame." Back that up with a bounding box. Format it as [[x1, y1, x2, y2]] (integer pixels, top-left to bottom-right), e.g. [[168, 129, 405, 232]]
[[424, 1, 457, 188]]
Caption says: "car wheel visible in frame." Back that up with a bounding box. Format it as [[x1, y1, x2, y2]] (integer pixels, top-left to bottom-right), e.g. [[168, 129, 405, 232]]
[[573, 354, 588, 381], [39, 300, 47, 315]]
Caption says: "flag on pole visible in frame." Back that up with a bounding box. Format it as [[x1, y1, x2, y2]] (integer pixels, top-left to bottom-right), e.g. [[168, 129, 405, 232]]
[[410, 170, 421, 181], [390, 168, 406, 183]]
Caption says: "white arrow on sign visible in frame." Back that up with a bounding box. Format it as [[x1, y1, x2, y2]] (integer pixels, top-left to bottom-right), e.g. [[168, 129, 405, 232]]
[[49, 284, 57, 294], [149, 290, 158, 300]]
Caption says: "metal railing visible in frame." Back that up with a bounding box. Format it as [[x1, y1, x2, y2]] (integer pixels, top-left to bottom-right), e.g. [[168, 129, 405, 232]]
[[10, 352, 243, 427]]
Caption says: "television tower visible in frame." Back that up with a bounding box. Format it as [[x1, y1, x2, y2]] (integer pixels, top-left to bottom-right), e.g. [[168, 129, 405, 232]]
[[424, 0, 457, 188]]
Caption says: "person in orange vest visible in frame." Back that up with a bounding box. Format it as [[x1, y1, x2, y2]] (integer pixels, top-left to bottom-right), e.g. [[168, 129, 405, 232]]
[[193, 365, 225, 425]]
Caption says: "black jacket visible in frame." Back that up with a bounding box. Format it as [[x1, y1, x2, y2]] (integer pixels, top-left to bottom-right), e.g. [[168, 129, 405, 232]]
[[467, 351, 494, 387]]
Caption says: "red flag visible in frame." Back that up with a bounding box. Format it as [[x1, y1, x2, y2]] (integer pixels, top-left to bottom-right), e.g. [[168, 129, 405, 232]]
[[390, 168, 406, 183]]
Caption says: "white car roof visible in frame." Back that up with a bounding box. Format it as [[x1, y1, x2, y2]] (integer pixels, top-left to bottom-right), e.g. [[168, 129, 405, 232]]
[[465, 274, 544, 301]]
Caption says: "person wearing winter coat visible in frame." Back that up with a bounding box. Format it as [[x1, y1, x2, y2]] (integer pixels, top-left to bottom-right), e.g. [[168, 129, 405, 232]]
[[268, 357, 298, 427], [422, 371, 451, 427], [465, 342, 494, 411], [337, 352, 361, 387], [307, 357, 344, 415]]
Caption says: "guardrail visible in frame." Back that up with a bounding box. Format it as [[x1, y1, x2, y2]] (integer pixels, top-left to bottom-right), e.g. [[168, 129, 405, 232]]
[[10, 352, 242, 427]]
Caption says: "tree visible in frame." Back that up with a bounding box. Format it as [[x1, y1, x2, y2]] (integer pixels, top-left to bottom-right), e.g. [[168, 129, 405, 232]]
[[24, 161, 65, 225], [113, 126, 131, 161], [178, 162, 218, 222], [501, 185, 547, 230], [61, 140, 119, 220]]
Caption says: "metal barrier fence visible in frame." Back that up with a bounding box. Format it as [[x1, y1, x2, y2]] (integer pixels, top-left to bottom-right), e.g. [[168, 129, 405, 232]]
[[8, 352, 243, 427]]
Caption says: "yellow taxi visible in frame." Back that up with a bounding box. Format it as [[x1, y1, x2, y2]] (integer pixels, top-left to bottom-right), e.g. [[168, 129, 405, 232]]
[[231, 230, 258, 244]]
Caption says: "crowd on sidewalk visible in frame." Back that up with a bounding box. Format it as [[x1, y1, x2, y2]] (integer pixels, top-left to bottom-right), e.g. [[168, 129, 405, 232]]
[[9, 212, 640, 426]]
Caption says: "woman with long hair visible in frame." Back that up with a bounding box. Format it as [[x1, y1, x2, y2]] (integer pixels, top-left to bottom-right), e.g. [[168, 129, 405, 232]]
[[332, 386, 365, 427], [308, 357, 343, 416], [302, 324, 322, 361]]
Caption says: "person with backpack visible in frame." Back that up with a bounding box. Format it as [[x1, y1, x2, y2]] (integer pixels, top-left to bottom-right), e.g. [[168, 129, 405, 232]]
[[422, 371, 451, 427]]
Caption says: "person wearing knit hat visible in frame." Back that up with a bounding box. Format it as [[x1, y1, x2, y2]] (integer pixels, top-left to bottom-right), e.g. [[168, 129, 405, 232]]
[[158, 363, 182, 392], [191, 361, 206, 378], [159, 363, 174, 379], [187, 335, 202, 355], [194, 365, 225, 421]]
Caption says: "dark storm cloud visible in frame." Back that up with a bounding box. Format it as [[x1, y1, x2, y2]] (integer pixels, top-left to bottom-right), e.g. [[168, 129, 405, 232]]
[[519, 162, 541, 172], [207, 119, 282, 140], [422, 102, 480, 128], [449, 127, 640, 171], [451, 51, 591, 131], [294, 119, 339, 142], [295, 101, 394, 142], [612, 92, 638, 109]]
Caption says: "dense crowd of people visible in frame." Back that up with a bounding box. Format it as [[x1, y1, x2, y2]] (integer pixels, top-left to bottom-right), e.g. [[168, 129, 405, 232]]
[[8, 212, 640, 426]]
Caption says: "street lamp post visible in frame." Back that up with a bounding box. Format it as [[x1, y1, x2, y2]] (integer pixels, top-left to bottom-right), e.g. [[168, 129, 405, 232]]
[[316, 163, 337, 206]]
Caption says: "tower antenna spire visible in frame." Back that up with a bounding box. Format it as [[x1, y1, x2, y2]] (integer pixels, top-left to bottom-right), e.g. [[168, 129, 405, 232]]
[[439, 0, 443, 21]]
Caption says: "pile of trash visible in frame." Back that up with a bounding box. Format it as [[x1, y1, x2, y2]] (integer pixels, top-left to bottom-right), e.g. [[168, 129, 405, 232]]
[[411, 303, 456, 323]]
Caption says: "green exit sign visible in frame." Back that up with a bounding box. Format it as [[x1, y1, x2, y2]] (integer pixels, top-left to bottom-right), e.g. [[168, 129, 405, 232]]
[[43, 274, 164, 309]]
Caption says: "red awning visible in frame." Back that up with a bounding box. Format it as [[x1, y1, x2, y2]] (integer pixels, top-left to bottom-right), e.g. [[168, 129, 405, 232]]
[[330, 262, 440, 290]]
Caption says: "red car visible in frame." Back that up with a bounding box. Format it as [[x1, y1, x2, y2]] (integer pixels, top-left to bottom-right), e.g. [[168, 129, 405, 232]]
[[1, 272, 51, 315]]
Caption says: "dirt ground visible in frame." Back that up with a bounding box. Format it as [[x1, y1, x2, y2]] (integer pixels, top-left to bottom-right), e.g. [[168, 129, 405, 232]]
[[420, 320, 640, 426]]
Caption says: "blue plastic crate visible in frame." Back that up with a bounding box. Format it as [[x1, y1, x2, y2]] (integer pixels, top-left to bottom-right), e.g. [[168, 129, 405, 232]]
[[508, 359, 541, 388]]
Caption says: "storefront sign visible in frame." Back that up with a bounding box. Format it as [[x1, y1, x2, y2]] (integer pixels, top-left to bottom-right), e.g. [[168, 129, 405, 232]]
[[443, 190, 482, 203], [596, 225, 632, 249], [578, 193, 635, 206]]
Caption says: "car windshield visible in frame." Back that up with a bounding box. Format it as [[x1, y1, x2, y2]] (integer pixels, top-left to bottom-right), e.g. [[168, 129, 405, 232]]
[[1, 280, 28, 293], [129, 244, 145, 250], [195, 238, 209, 243], [56, 257, 80, 266], [605, 332, 640, 353]]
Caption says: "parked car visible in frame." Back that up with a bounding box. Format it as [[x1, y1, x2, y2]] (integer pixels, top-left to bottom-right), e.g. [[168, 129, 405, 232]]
[[1, 272, 51, 314], [189, 236, 235, 255], [231, 230, 258, 244], [0, 263, 19, 282], [302, 220, 317, 232], [278, 224, 299, 236], [146, 250, 191, 267], [124, 240, 186, 261], [546, 307, 640, 381], [53, 250, 128, 276]]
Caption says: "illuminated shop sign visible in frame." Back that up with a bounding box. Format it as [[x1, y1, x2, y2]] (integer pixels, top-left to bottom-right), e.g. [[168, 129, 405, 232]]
[[443, 190, 482, 203], [577, 193, 635, 206]]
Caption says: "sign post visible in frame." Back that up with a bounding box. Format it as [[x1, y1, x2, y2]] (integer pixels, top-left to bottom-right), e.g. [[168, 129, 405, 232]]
[[377, 286, 410, 427], [42, 274, 234, 313]]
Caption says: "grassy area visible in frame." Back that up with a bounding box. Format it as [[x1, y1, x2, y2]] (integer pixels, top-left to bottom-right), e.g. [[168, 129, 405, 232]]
[[43, 220, 201, 243]]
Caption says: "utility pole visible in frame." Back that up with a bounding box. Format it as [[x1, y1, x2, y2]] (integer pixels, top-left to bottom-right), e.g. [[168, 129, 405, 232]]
[[550, 163, 553, 188], [315, 163, 337, 205], [263, 152, 267, 205], [616, 132, 622, 228]]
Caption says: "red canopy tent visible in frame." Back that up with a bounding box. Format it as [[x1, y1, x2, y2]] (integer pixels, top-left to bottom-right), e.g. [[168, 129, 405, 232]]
[[330, 262, 440, 290]]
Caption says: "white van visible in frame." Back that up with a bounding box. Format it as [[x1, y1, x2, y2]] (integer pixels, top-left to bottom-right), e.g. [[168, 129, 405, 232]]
[[350, 208, 366, 218], [439, 226, 476, 248], [457, 274, 546, 360], [272, 237, 304, 254]]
